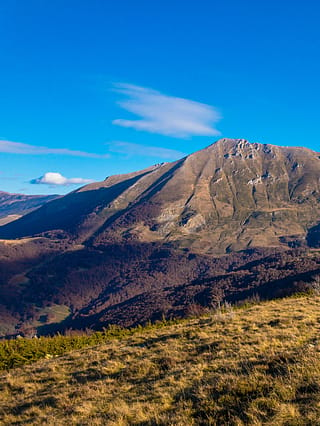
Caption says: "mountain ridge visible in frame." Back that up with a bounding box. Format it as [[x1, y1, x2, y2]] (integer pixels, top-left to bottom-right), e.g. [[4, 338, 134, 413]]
[[2, 138, 319, 253], [0, 138, 319, 336], [0, 191, 59, 225]]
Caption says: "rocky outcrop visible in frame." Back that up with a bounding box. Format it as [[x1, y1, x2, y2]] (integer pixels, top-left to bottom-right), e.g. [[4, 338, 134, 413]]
[[1, 138, 319, 253]]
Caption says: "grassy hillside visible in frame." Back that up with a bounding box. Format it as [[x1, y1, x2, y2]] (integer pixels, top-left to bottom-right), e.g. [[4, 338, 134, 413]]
[[1, 295, 320, 425]]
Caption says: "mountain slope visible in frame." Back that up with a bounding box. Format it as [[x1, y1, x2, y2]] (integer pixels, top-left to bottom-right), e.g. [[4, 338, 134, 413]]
[[1, 139, 319, 253], [91, 138, 320, 253], [0, 138, 320, 336], [2, 295, 320, 425]]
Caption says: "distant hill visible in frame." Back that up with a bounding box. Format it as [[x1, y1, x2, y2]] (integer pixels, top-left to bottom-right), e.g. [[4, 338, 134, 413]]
[[0, 191, 59, 225], [0, 138, 319, 337]]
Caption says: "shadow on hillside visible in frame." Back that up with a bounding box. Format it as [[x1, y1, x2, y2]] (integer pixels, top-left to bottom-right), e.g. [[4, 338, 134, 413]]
[[307, 223, 320, 248], [86, 158, 185, 245], [36, 315, 74, 336], [0, 172, 153, 239]]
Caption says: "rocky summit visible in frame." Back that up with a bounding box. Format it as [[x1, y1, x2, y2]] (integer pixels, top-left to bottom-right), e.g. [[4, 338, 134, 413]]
[[0, 139, 320, 337], [1, 138, 320, 253]]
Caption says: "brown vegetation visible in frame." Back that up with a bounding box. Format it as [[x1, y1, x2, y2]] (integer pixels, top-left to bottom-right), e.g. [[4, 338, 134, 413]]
[[0, 139, 320, 336], [0, 243, 320, 336], [1, 295, 320, 424]]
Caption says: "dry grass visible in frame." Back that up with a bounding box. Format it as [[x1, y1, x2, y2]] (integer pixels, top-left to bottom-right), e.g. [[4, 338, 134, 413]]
[[0, 215, 22, 226], [0, 237, 42, 245], [1, 296, 320, 425]]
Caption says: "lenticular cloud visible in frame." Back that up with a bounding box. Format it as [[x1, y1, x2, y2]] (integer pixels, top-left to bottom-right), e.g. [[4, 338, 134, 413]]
[[112, 83, 221, 138]]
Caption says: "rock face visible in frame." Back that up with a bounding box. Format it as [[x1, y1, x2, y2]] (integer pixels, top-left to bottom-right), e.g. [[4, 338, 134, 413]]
[[0, 139, 320, 336], [1, 139, 320, 253]]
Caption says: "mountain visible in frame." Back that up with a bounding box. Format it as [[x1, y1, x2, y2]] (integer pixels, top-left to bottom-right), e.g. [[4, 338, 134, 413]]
[[0, 138, 320, 337], [1, 138, 320, 252], [0, 191, 59, 225]]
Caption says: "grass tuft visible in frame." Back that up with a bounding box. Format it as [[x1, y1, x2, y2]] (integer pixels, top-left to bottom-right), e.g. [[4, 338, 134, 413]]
[[1, 295, 320, 424]]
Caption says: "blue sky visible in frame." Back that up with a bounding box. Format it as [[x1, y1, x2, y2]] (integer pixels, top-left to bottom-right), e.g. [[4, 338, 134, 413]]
[[0, 0, 319, 194]]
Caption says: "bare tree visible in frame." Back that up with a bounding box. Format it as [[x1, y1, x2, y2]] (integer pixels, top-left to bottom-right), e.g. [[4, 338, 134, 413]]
[[210, 287, 225, 310], [310, 275, 320, 295]]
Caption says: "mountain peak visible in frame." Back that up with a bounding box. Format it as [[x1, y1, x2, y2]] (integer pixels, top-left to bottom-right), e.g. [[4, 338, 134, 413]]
[[212, 137, 250, 146], [194, 138, 265, 160], [0, 139, 320, 337], [1, 139, 319, 254]]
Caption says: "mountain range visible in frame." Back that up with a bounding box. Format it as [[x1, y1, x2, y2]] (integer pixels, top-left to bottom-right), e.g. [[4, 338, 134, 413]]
[[0, 138, 320, 337], [0, 191, 58, 225]]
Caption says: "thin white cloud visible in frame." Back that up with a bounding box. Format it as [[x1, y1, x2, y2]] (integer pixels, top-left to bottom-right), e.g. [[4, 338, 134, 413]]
[[30, 172, 93, 186], [112, 83, 221, 138], [107, 141, 186, 160], [0, 140, 110, 158]]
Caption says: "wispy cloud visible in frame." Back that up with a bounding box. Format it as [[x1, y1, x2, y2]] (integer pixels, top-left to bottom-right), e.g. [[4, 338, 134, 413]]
[[0, 140, 110, 158], [0, 172, 21, 181], [112, 83, 221, 138], [30, 172, 93, 186], [107, 141, 185, 160]]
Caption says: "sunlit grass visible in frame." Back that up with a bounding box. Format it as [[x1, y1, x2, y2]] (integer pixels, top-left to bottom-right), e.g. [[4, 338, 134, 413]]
[[1, 295, 320, 424]]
